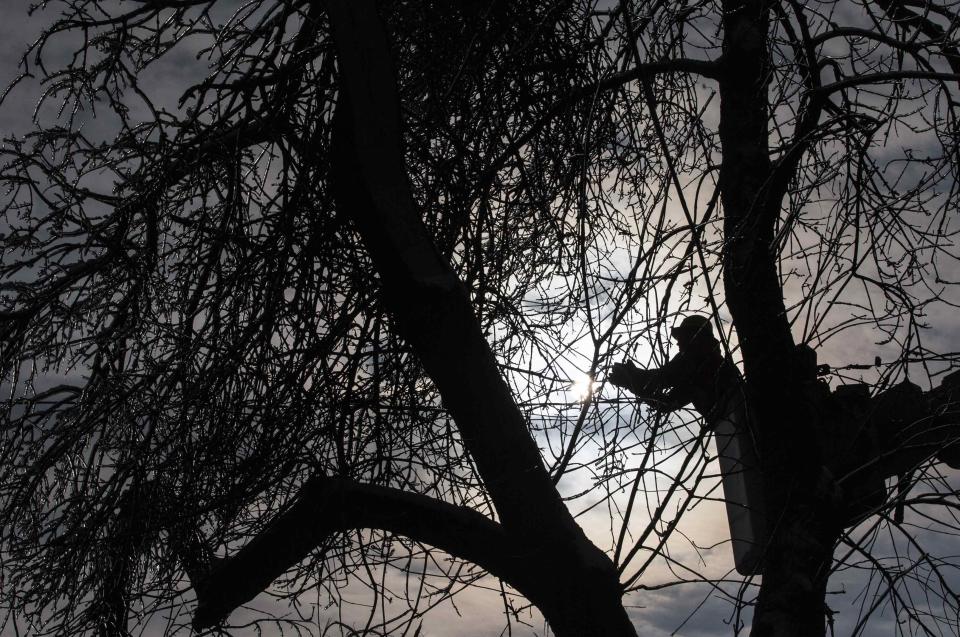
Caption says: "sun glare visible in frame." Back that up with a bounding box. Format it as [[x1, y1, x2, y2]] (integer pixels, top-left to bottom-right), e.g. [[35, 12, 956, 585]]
[[571, 373, 597, 403]]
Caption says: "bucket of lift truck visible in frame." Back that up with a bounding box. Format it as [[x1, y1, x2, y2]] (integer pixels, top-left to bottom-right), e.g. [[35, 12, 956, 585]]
[[930, 370, 960, 469], [711, 391, 766, 576]]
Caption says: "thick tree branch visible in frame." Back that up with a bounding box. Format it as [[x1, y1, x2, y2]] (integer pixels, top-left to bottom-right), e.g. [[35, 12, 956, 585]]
[[322, 0, 587, 548], [192, 475, 523, 629], [312, 3, 637, 635]]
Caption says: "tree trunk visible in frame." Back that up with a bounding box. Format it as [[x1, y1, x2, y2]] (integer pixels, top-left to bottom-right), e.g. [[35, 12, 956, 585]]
[[717, 2, 838, 635]]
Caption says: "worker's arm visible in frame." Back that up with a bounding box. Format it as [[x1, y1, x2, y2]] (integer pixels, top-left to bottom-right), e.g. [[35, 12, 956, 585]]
[[609, 357, 698, 413], [609, 361, 670, 402]]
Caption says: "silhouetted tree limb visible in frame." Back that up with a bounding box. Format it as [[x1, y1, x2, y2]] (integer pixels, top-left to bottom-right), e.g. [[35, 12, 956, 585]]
[[191, 474, 522, 630], [320, 4, 636, 635], [873, 0, 960, 76]]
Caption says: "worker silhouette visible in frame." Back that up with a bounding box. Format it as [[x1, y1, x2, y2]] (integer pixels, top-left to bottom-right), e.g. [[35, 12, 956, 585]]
[[610, 318, 960, 565], [609, 315, 765, 575], [608, 315, 741, 421]]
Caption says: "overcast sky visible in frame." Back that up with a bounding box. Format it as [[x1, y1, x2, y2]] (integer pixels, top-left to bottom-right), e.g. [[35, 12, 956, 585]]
[[2, 2, 959, 636]]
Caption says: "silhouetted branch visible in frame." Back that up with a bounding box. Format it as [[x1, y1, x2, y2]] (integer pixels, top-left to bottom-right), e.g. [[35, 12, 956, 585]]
[[815, 70, 960, 95], [322, 4, 635, 634], [872, 0, 960, 75], [192, 475, 521, 629]]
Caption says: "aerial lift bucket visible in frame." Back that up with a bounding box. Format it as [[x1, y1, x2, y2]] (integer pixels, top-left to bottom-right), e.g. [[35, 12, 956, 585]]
[[712, 391, 766, 576]]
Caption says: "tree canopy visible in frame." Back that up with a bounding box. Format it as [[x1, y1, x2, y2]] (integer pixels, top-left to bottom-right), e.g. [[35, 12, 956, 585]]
[[2, 1, 960, 636]]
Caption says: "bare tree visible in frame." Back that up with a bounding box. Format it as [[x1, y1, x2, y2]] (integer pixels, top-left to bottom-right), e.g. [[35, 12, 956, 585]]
[[2, 1, 960, 636]]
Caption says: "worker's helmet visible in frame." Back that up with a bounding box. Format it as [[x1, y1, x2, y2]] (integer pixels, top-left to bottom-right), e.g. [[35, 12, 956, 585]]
[[670, 314, 713, 346]]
